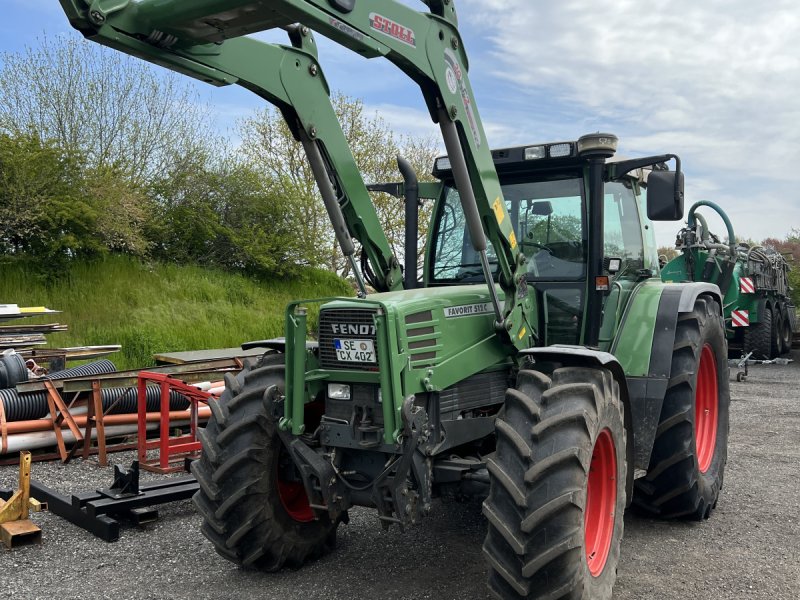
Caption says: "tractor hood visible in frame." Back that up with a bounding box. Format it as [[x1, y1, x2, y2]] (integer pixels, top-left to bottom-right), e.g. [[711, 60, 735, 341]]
[[318, 285, 514, 394]]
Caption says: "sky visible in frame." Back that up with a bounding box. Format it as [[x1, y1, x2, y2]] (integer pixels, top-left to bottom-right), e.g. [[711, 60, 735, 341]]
[[2, 0, 799, 248]]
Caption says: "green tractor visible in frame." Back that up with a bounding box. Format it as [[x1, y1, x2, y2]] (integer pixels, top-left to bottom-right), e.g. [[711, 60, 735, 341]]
[[60, 1, 730, 598]]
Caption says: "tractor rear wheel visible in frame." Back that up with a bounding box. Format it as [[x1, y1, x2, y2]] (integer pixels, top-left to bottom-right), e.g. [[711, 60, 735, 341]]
[[743, 301, 772, 360], [634, 296, 729, 519], [192, 353, 338, 570], [483, 366, 626, 600]]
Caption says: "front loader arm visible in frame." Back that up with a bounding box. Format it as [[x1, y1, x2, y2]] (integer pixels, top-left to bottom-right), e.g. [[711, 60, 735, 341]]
[[62, 0, 533, 349], [60, 1, 403, 293]]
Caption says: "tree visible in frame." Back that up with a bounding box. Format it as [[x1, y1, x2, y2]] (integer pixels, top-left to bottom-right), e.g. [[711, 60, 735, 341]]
[[147, 150, 307, 277], [0, 132, 102, 272], [238, 94, 438, 278], [0, 35, 209, 183], [657, 245, 679, 262], [762, 231, 800, 307]]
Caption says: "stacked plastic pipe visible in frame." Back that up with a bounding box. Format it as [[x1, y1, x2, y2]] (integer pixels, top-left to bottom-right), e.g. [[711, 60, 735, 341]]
[[0, 353, 221, 454]]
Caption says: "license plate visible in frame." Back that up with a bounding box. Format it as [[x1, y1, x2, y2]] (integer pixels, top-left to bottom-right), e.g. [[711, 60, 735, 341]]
[[334, 338, 376, 363]]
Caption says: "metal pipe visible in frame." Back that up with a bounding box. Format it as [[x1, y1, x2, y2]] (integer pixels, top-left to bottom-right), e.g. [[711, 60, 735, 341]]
[[438, 109, 503, 325], [375, 314, 396, 445], [291, 307, 307, 436], [2, 417, 204, 454], [3, 406, 211, 435], [584, 157, 606, 347], [397, 156, 419, 289], [301, 133, 368, 297]]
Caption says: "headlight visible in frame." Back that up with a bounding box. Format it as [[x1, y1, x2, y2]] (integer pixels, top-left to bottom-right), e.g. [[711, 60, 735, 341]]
[[434, 156, 451, 171], [524, 145, 546, 160], [327, 383, 351, 400], [548, 142, 572, 158]]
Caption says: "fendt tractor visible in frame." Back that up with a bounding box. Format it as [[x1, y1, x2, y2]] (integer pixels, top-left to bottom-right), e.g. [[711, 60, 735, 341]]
[[60, 1, 730, 598], [662, 200, 797, 360]]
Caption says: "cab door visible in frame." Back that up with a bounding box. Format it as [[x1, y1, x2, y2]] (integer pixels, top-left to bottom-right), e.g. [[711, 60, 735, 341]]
[[598, 180, 646, 350]]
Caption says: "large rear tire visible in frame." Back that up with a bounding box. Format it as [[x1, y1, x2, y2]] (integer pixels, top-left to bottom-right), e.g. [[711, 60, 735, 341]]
[[192, 353, 338, 570], [483, 366, 626, 600], [634, 296, 729, 519], [778, 304, 792, 355], [743, 302, 772, 360], [771, 306, 783, 358]]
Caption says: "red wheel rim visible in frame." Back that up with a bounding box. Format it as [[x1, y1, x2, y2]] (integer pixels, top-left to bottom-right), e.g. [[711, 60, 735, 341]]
[[277, 454, 314, 523], [584, 428, 617, 577], [695, 343, 719, 473]]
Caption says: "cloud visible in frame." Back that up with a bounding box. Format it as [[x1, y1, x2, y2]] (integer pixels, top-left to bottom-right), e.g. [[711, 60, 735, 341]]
[[459, 0, 800, 244]]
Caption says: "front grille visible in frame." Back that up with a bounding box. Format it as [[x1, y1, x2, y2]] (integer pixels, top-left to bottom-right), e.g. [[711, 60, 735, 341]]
[[438, 369, 509, 416], [318, 308, 379, 370]]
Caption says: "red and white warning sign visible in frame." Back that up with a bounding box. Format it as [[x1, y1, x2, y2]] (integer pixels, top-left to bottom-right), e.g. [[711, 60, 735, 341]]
[[739, 276, 755, 294], [731, 309, 750, 327]]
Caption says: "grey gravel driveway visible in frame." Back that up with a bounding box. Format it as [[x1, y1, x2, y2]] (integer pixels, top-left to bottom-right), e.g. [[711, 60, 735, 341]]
[[2, 351, 798, 599]]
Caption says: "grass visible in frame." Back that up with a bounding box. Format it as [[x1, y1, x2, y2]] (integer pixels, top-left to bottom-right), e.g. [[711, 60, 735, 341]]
[[0, 256, 352, 370]]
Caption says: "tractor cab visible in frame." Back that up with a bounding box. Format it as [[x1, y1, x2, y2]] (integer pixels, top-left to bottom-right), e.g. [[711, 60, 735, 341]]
[[427, 137, 663, 348]]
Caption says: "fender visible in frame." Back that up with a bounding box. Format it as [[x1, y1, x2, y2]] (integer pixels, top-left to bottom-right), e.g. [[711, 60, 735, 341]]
[[621, 282, 722, 477], [518, 345, 636, 503]]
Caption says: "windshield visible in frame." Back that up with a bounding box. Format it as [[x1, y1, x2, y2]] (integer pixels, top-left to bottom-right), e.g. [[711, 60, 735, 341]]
[[430, 177, 586, 283]]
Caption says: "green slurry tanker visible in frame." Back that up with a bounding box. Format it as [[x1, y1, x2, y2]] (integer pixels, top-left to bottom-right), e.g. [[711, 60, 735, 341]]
[[59, 1, 731, 598], [662, 200, 797, 359]]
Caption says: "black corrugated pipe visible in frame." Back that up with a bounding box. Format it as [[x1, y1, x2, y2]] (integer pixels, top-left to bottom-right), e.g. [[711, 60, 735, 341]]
[[103, 386, 189, 414], [0, 353, 28, 388], [0, 385, 189, 422], [0, 359, 119, 420], [43, 359, 117, 381]]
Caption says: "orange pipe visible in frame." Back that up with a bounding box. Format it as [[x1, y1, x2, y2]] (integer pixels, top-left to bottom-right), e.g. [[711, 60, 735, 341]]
[[4, 406, 211, 435]]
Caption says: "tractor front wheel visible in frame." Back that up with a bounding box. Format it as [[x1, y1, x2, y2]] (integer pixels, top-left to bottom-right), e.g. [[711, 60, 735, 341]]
[[634, 296, 730, 519], [483, 366, 626, 600], [192, 353, 338, 570]]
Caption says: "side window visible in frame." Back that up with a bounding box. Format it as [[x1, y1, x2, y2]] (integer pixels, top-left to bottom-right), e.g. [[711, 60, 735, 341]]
[[432, 188, 467, 280], [603, 181, 644, 279]]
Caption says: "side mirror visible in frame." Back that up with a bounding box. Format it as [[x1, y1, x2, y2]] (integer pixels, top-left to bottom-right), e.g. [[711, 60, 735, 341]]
[[647, 170, 684, 221], [529, 200, 553, 216]]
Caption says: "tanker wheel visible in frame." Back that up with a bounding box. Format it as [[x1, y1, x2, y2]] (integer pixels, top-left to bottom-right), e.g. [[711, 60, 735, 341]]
[[483, 366, 626, 600], [778, 304, 792, 355], [192, 353, 338, 570], [634, 296, 730, 519], [772, 307, 783, 357], [743, 302, 772, 360]]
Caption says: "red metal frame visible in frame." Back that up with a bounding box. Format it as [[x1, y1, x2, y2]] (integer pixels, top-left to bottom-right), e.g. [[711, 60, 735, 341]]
[[137, 371, 212, 474]]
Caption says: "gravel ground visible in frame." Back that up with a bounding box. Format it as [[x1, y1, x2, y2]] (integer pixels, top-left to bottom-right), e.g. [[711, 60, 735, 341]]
[[1, 352, 798, 600]]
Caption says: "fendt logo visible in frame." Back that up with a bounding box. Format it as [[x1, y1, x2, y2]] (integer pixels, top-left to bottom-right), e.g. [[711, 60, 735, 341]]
[[369, 13, 416, 47], [331, 323, 376, 336]]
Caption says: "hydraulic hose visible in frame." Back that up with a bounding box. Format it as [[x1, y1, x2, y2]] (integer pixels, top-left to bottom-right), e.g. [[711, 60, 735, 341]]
[[687, 200, 736, 257], [693, 212, 710, 241]]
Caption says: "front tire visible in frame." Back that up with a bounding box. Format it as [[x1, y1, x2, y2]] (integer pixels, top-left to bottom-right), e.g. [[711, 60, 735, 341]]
[[192, 353, 338, 570], [634, 296, 730, 519], [483, 366, 626, 600]]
